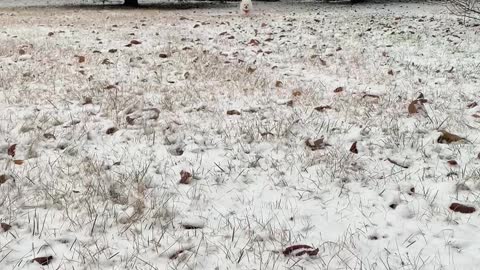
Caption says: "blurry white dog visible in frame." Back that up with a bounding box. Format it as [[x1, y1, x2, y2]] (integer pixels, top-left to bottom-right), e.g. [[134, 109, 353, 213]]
[[240, 0, 253, 15]]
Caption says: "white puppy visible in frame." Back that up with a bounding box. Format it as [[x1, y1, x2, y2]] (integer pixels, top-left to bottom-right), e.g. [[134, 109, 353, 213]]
[[240, 0, 253, 16]]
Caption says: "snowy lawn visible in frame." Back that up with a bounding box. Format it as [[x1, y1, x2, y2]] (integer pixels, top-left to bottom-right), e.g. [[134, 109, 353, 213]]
[[1, 1, 480, 269]]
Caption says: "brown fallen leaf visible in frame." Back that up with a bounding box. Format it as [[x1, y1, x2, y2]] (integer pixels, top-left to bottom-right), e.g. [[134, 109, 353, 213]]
[[467, 102, 478, 108], [350, 142, 358, 154], [32, 256, 54, 266], [43, 133, 56, 140], [248, 39, 260, 46], [13, 160, 24, 165], [126, 116, 135, 125], [314, 105, 332, 112], [449, 203, 476, 214], [305, 138, 330, 151], [437, 130, 465, 144], [1, 222, 12, 232], [292, 90, 302, 97], [179, 170, 192, 184], [76, 55, 86, 63], [408, 99, 427, 114], [82, 96, 93, 105], [8, 144, 16, 157], [447, 160, 458, 166], [333, 87, 344, 93], [106, 127, 119, 135], [0, 174, 8, 185], [283, 245, 319, 257], [226, 110, 241, 116]]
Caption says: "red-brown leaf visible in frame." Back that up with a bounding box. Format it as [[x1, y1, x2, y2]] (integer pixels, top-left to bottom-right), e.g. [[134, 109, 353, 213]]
[[350, 142, 358, 154], [449, 203, 476, 214], [0, 175, 8, 185], [13, 160, 24, 165], [179, 170, 192, 184], [33, 256, 53, 266], [248, 39, 260, 46], [7, 144, 16, 157], [77, 55, 86, 63], [333, 87, 344, 93], [1, 222, 11, 232], [447, 160, 458, 166]]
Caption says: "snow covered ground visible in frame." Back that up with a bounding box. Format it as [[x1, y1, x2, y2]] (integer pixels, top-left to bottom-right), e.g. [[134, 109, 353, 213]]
[[1, 1, 480, 269]]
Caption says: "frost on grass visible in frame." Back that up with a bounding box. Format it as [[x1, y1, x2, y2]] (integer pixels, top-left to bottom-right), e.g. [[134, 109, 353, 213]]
[[1, 1, 480, 270]]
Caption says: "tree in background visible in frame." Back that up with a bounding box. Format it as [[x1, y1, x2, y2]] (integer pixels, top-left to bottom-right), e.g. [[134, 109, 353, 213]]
[[449, 0, 480, 20]]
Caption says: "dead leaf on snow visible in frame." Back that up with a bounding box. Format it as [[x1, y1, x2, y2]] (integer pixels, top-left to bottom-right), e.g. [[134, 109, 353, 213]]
[[467, 102, 478, 108], [283, 245, 319, 257], [305, 138, 330, 151], [7, 144, 16, 157], [1, 222, 12, 232], [437, 130, 465, 144], [0, 175, 9, 185], [226, 110, 241, 116], [129, 40, 142, 45], [314, 105, 332, 112], [408, 98, 427, 115], [350, 142, 358, 154], [82, 96, 93, 105], [179, 170, 192, 184], [248, 39, 260, 46], [43, 133, 56, 140], [447, 160, 458, 166], [32, 256, 54, 266], [333, 87, 344, 93], [449, 203, 476, 214], [106, 127, 119, 135], [75, 55, 85, 63]]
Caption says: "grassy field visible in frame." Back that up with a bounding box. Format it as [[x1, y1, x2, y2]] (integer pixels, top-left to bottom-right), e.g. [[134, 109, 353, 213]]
[[1, 1, 480, 269]]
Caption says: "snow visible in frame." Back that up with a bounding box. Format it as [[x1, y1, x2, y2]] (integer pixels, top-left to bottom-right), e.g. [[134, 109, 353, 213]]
[[1, 0, 480, 269]]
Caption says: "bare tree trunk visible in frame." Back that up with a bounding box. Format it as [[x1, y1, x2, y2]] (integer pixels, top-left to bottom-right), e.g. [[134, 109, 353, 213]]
[[124, 0, 139, 7]]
